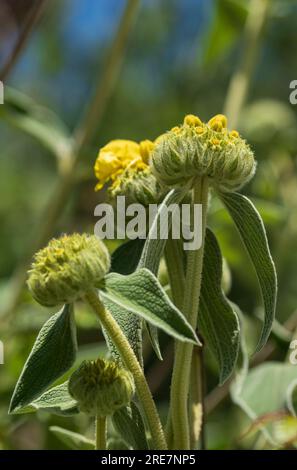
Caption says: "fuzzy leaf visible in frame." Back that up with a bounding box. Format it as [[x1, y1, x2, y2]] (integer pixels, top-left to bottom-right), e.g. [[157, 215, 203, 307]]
[[139, 188, 187, 357], [0, 87, 72, 159], [101, 268, 198, 344], [199, 229, 240, 383], [233, 362, 297, 436], [9, 304, 77, 413], [220, 191, 277, 352], [112, 402, 148, 450], [15, 381, 79, 416], [111, 238, 145, 275], [50, 426, 94, 450]]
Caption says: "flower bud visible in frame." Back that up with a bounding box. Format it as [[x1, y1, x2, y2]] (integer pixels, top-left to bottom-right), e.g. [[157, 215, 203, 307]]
[[27, 233, 110, 306], [109, 166, 164, 206], [68, 359, 135, 416], [151, 114, 256, 192]]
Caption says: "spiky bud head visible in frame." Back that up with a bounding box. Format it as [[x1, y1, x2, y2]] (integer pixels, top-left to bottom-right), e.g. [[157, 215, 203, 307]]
[[27, 233, 110, 306], [68, 359, 135, 416], [151, 114, 256, 192]]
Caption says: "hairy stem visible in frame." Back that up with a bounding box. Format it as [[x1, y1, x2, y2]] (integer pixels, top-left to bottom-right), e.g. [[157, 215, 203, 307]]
[[85, 289, 167, 450], [95, 415, 107, 450], [169, 177, 208, 449], [164, 237, 185, 447], [189, 346, 205, 449]]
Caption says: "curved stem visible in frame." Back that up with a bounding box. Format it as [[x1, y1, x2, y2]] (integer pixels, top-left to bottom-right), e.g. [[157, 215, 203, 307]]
[[95, 415, 107, 450], [169, 177, 208, 449], [85, 289, 167, 450]]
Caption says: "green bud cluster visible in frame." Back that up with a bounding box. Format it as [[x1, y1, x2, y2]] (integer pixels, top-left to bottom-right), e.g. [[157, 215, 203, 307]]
[[151, 114, 256, 192], [68, 358, 135, 416], [27, 233, 110, 306], [109, 167, 164, 206]]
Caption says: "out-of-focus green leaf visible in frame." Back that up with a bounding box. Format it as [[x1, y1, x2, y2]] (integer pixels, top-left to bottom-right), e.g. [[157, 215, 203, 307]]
[[0, 87, 72, 160], [9, 304, 77, 414], [286, 378, 297, 417], [203, 0, 248, 65], [50, 426, 94, 449], [220, 191, 277, 352], [199, 229, 240, 383], [233, 362, 297, 424]]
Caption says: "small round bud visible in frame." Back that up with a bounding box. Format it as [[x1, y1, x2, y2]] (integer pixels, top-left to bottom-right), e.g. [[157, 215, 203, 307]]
[[68, 359, 135, 416], [151, 113, 256, 192], [27, 233, 110, 306], [208, 114, 228, 131], [184, 114, 203, 127]]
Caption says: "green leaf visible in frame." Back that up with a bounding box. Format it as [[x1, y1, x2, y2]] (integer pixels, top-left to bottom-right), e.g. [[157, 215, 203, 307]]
[[111, 239, 145, 275], [203, 0, 248, 65], [104, 189, 187, 362], [138, 188, 186, 274], [286, 379, 297, 417], [9, 304, 77, 414], [0, 87, 72, 159], [199, 229, 240, 383], [139, 188, 187, 357], [233, 362, 297, 436], [50, 426, 94, 450], [101, 268, 198, 344], [219, 191, 277, 352], [112, 402, 149, 450], [15, 381, 79, 416]]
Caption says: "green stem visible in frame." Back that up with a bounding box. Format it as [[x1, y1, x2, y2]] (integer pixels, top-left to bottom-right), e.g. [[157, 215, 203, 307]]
[[95, 415, 107, 450], [189, 346, 205, 449], [169, 177, 209, 449], [164, 237, 185, 447], [85, 289, 167, 450], [223, 0, 270, 128]]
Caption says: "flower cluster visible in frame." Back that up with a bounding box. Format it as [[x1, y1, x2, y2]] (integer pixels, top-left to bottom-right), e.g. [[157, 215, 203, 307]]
[[94, 113, 255, 199], [68, 358, 135, 416], [151, 114, 256, 192], [27, 233, 110, 306]]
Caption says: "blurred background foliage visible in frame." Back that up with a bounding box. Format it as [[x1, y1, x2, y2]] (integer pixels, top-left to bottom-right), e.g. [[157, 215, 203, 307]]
[[1, 0, 297, 450]]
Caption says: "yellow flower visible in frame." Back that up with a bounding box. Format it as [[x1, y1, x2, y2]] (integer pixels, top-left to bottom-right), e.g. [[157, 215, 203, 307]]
[[94, 139, 154, 191]]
